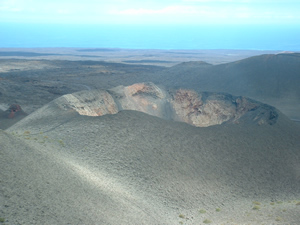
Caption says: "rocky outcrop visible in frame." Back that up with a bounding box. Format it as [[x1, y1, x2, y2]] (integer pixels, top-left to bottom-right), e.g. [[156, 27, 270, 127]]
[[61, 90, 118, 116], [170, 89, 237, 127], [55, 82, 278, 127], [0, 104, 28, 129], [108, 83, 168, 119], [5, 104, 27, 119]]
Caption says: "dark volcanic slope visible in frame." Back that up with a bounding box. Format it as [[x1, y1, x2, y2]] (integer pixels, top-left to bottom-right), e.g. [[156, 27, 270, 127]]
[[153, 53, 300, 119], [2, 85, 300, 224], [158, 53, 300, 98], [3, 111, 300, 224]]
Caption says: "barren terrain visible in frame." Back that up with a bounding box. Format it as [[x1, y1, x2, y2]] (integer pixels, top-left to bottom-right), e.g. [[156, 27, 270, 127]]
[[0, 49, 299, 224]]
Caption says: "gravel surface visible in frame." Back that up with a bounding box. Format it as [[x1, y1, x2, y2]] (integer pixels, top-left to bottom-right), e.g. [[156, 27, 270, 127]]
[[1, 105, 299, 224]]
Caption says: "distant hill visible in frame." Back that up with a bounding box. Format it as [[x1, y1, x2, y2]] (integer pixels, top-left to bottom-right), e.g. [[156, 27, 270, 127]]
[[153, 53, 300, 119]]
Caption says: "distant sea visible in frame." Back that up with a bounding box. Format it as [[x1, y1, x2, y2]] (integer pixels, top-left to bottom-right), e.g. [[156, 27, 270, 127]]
[[1, 23, 300, 51]]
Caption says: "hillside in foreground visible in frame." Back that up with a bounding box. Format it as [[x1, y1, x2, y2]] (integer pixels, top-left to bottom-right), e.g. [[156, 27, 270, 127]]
[[1, 84, 299, 224]]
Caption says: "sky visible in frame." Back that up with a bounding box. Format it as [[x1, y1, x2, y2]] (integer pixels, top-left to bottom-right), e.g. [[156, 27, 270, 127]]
[[1, 0, 300, 25]]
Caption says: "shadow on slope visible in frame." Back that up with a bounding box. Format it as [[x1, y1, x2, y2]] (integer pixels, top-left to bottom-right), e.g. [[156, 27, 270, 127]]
[[0, 127, 168, 224]]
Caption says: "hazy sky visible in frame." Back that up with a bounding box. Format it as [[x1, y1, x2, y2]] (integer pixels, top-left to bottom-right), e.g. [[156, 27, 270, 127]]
[[1, 0, 299, 25]]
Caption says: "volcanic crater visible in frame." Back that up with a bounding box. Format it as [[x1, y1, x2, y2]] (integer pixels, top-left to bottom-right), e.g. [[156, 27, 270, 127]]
[[54, 82, 278, 127]]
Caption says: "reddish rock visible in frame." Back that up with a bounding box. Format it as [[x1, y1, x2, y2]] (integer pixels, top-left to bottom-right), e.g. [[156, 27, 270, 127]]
[[54, 82, 279, 127], [7, 104, 23, 119]]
